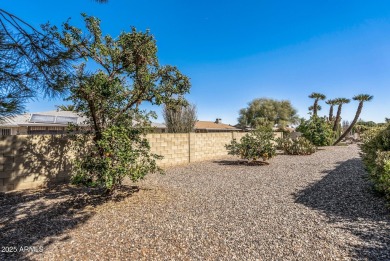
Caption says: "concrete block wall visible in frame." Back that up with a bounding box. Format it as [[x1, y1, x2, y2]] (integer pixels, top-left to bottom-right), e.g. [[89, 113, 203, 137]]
[[0, 135, 73, 192], [1, 132, 283, 191], [146, 133, 190, 167], [191, 133, 233, 162], [147, 132, 248, 166]]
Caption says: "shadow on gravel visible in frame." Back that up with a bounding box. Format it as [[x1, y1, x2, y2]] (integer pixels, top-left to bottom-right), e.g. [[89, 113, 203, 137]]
[[0, 185, 138, 260], [213, 160, 269, 166], [294, 158, 390, 260]]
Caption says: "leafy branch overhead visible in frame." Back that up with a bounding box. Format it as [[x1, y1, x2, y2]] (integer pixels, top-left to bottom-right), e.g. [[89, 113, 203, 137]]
[[0, 9, 73, 118]]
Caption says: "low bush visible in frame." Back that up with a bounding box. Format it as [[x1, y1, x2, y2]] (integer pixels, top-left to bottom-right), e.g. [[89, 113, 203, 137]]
[[360, 124, 390, 200], [225, 127, 276, 162], [276, 136, 316, 155], [360, 126, 386, 144]]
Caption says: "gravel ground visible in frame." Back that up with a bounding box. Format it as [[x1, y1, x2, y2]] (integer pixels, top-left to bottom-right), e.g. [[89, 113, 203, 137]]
[[1, 144, 389, 260]]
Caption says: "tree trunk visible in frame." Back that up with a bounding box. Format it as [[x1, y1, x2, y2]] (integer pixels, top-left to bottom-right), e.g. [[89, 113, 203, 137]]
[[328, 105, 334, 121], [333, 104, 343, 131], [333, 102, 363, 145], [313, 99, 318, 116]]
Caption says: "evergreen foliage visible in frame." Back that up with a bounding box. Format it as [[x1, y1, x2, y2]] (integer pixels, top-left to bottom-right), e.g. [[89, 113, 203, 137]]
[[56, 14, 190, 192], [360, 124, 390, 201], [296, 116, 335, 146], [277, 136, 316, 155]]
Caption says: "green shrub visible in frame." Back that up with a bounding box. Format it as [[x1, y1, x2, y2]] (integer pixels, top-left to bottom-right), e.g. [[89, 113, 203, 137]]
[[360, 124, 390, 200], [296, 116, 335, 146], [372, 151, 390, 196], [360, 126, 386, 144], [276, 136, 316, 155], [225, 127, 276, 162], [71, 125, 162, 191]]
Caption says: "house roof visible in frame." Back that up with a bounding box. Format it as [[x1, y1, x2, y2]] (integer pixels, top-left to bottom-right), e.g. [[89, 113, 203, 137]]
[[1, 110, 167, 129], [195, 121, 240, 130], [0, 111, 88, 127], [151, 122, 166, 129]]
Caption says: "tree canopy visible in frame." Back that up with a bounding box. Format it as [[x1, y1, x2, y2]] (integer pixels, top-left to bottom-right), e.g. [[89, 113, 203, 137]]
[[56, 14, 191, 192], [238, 98, 299, 128]]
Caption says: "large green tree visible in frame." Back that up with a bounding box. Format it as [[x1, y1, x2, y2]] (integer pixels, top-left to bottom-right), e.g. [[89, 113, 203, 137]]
[[238, 98, 299, 129], [57, 14, 191, 192], [334, 94, 373, 145]]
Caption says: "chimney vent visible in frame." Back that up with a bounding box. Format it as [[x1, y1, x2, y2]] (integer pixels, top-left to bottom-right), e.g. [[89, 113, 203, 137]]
[[215, 118, 222, 124]]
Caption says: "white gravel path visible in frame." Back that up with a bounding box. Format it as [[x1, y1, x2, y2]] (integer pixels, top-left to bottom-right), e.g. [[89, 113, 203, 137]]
[[1, 144, 389, 260]]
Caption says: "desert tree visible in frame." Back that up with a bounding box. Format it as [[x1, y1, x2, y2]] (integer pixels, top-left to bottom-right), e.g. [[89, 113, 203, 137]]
[[238, 98, 299, 129], [308, 105, 322, 115], [332, 98, 350, 131], [325, 99, 337, 121], [56, 14, 190, 192], [334, 94, 373, 145], [163, 103, 197, 133], [308, 92, 326, 117]]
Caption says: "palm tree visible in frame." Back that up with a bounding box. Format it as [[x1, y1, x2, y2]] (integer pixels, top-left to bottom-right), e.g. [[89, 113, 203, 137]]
[[308, 105, 322, 113], [333, 98, 350, 131], [308, 92, 326, 116], [325, 99, 337, 121], [333, 94, 373, 145], [56, 104, 76, 111]]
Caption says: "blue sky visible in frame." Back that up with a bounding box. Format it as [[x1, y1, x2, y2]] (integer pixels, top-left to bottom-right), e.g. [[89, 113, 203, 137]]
[[2, 0, 390, 124]]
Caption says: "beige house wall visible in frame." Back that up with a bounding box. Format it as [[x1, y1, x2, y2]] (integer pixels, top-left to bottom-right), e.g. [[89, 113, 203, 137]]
[[1, 132, 283, 192]]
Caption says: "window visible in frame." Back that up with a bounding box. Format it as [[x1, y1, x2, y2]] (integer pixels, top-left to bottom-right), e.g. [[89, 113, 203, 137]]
[[0, 128, 11, 136], [27, 126, 65, 135]]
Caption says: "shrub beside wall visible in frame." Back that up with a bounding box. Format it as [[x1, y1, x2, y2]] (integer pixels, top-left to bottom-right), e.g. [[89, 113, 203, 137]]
[[225, 128, 276, 162]]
